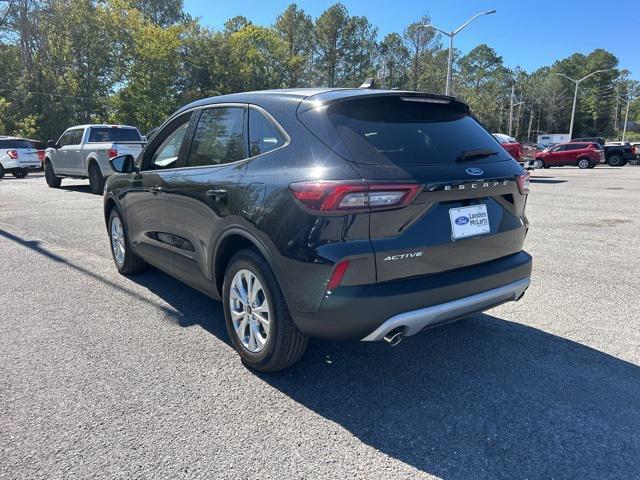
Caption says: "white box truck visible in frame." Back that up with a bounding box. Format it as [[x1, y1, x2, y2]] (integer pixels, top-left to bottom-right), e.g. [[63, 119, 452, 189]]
[[537, 134, 570, 147]]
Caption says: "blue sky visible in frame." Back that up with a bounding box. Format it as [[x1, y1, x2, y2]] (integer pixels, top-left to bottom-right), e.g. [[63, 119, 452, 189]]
[[184, 0, 639, 78]]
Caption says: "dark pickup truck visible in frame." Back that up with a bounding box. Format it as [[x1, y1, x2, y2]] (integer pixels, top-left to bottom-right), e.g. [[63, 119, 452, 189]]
[[571, 137, 635, 166]]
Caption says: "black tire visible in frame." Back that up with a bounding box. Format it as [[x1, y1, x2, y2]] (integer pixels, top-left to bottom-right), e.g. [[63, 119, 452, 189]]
[[88, 161, 106, 194], [577, 158, 591, 169], [223, 248, 308, 372], [608, 154, 624, 167], [541, 160, 549, 169], [588, 163, 596, 169], [0, 164, 6, 179], [44, 161, 62, 188], [108, 209, 148, 274], [12, 168, 28, 178]]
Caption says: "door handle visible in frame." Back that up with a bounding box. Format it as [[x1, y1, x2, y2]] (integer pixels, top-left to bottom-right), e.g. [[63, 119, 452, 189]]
[[149, 186, 164, 194], [206, 189, 227, 199]]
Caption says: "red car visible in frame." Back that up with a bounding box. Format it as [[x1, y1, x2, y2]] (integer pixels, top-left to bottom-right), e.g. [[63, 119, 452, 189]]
[[493, 133, 521, 161], [535, 141, 605, 169]]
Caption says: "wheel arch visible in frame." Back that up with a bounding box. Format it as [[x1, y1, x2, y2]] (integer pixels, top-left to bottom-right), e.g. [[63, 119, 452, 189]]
[[212, 227, 277, 298], [103, 194, 121, 231], [86, 156, 102, 176]]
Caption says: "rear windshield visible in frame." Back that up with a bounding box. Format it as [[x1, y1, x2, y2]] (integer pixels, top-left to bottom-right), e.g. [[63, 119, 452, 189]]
[[88, 127, 141, 143], [0, 139, 35, 149], [302, 96, 508, 166]]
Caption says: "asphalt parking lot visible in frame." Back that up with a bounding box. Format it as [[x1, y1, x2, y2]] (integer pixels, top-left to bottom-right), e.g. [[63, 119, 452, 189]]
[[1, 167, 639, 479]]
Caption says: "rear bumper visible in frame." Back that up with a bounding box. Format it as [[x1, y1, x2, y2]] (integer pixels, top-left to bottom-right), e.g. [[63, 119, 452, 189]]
[[362, 278, 529, 341], [1, 160, 41, 170], [291, 251, 532, 341]]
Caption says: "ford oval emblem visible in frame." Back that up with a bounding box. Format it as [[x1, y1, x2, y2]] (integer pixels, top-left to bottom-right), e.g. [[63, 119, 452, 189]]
[[455, 216, 469, 225], [466, 167, 484, 176]]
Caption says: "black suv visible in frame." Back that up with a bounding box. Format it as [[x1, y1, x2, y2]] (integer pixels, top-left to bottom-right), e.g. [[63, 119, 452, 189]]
[[104, 89, 532, 371]]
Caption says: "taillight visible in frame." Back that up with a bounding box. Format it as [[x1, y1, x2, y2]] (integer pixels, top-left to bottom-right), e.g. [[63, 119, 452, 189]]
[[107, 148, 118, 159], [516, 171, 530, 195], [327, 260, 350, 290], [289, 181, 422, 213], [7, 150, 18, 159]]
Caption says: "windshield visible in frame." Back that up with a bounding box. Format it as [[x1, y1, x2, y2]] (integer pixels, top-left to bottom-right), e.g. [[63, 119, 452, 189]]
[[304, 96, 508, 166], [0, 139, 35, 149], [88, 127, 141, 143]]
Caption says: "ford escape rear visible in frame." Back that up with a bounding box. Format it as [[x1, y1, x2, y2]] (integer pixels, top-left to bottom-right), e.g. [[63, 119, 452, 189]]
[[104, 88, 532, 371]]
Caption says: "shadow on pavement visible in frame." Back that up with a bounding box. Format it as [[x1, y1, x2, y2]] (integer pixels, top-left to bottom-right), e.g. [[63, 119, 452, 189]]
[[129, 268, 640, 479], [128, 268, 230, 345], [0, 228, 177, 316], [530, 178, 568, 184], [61, 184, 96, 194]]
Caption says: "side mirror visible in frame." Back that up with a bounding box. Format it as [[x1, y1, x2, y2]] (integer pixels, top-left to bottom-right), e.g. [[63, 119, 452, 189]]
[[109, 154, 136, 174], [47, 140, 58, 149]]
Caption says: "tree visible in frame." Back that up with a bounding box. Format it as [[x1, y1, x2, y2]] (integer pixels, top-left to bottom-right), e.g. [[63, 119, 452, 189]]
[[107, 0, 186, 132], [377, 33, 409, 89], [224, 15, 251, 35], [403, 16, 440, 91], [274, 4, 314, 87], [314, 3, 376, 87], [314, 3, 349, 87], [456, 45, 510, 131], [227, 25, 288, 92], [132, 0, 186, 26]]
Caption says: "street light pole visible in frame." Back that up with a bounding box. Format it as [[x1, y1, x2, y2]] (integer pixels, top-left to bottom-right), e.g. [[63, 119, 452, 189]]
[[556, 69, 611, 138], [421, 9, 496, 96], [445, 35, 454, 95]]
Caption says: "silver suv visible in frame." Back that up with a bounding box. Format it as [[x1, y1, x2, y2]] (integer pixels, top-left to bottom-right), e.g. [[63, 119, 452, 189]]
[[0, 137, 41, 179]]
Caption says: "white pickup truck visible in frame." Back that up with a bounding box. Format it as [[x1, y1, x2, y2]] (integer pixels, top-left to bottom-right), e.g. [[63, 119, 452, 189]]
[[44, 124, 145, 193]]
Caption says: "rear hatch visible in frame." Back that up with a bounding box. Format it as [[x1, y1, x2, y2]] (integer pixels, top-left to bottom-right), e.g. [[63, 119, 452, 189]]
[[0, 139, 40, 164], [298, 93, 528, 282]]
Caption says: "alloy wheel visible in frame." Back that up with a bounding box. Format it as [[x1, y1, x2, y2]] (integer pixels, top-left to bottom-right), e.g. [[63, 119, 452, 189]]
[[229, 269, 271, 353], [110, 216, 126, 266]]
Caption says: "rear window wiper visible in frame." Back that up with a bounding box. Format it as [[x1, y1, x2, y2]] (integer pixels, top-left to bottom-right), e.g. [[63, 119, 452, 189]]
[[457, 149, 498, 162]]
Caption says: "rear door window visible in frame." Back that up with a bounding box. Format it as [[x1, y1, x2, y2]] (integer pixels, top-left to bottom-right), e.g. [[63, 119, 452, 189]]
[[186, 107, 246, 167], [88, 127, 142, 143], [300, 96, 509, 165]]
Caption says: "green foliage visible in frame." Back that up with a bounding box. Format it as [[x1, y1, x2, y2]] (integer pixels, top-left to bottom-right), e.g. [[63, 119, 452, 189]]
[[227, 25, 288, 91], [0, 1, 636, 142], [275, 4, 314, 87], [13, 114, 39, 138], [0, 97, 10, 133]]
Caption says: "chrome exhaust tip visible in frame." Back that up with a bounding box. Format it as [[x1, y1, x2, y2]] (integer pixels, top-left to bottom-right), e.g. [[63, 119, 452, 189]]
[[383, 328, 404, 346]]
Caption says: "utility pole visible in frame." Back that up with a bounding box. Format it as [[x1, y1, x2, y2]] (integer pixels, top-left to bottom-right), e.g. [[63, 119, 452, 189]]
[[614, 86, 620, 131], [622, 95, 638, 142], [556, 69, 611, 138], [508, 86, 523, 138], [508, 85, 515, 137], [515, 100, 524, 139], [420, 9, 496, 96]]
